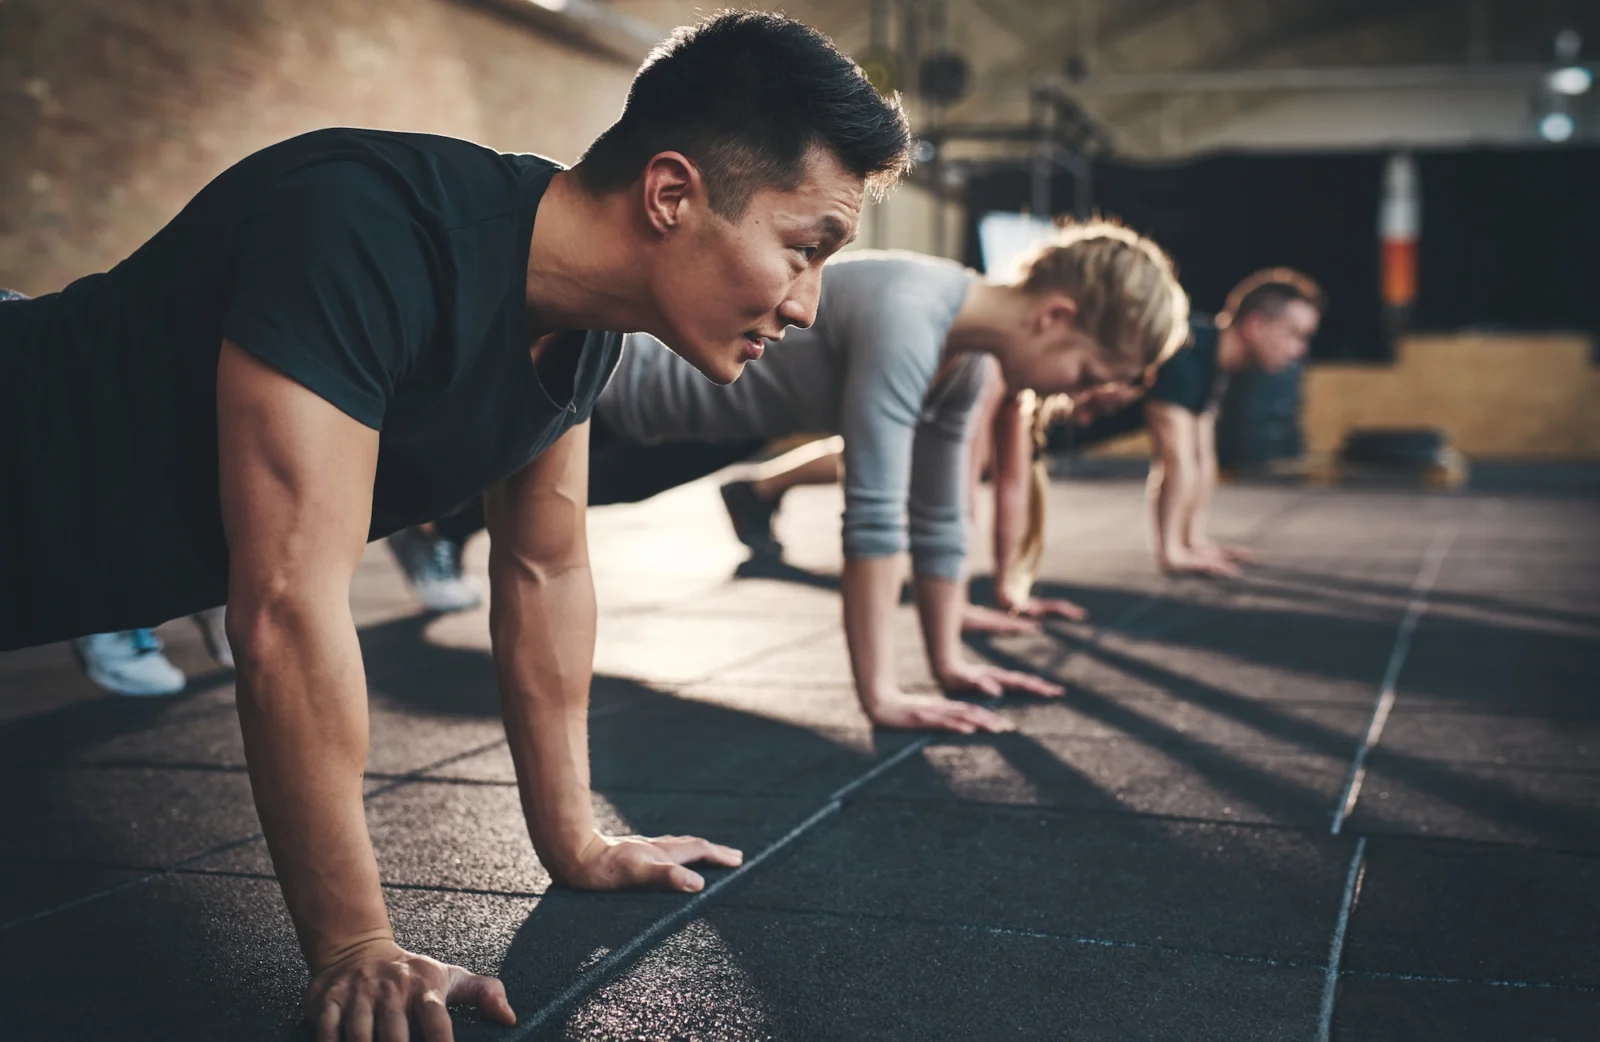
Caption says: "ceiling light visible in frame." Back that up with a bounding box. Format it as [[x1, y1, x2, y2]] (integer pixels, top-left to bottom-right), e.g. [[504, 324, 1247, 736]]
[[1539, 111, 1575, 142], [1548, 66, 1593, 96]]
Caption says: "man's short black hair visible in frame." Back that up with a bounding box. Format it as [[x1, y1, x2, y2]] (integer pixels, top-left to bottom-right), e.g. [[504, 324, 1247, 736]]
[[575, 10, 913, 218], [1222, 268, 1327, 326]]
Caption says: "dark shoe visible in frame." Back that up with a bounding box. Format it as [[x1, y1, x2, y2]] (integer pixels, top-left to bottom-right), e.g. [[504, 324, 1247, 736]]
[[720, 481, 783, 557]]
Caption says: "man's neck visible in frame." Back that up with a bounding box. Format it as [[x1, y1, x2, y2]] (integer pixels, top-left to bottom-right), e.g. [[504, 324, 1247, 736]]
[[524, 171, 661, 339], [1216, 324, 1249, 372]]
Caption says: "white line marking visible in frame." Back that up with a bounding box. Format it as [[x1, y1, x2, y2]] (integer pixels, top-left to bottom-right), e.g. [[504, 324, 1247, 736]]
[[1316, 836, 1368, 1042], [1330, 529, 1456, 835]]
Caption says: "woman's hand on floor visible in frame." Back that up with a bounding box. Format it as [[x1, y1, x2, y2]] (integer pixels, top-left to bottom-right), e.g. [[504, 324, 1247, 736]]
[[939, 660, 1064, 701], [1002, 595, 1089, 622], [864, 690, 1017, 734], [961, 603, 1042, 635]]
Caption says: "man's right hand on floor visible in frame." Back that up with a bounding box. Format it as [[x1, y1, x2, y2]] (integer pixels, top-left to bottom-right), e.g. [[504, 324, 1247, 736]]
[[304, 937, 515, 1042]]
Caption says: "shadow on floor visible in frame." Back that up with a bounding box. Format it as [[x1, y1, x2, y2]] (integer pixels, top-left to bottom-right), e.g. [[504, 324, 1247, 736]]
[[0, 595, 1380, 1041]]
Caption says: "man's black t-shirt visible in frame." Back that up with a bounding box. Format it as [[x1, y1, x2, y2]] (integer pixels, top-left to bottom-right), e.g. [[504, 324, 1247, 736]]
[[1046, 316, 1223, 453], [0, 128, 621, 649]]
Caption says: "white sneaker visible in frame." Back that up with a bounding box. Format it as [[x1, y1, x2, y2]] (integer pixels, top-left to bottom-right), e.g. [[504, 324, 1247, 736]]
[[72, 630, 187, 697], [191, 606, 234, 668], [386, 527, 483, 612]]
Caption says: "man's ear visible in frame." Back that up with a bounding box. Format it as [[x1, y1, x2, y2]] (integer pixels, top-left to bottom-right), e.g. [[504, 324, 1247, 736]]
[[640, 151, 703, 238]]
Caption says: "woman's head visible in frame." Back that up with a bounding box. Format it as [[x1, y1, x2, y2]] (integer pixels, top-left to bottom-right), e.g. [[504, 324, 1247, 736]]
[[999, 219, 1190, 398]]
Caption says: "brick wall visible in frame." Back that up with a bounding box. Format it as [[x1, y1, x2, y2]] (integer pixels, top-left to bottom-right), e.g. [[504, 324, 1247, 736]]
[[0, 0, 634, 294]]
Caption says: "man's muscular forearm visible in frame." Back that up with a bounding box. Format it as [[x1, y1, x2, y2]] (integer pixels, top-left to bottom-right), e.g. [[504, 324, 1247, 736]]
[[483, 423, 742, 893], [489, 556, 600, 880], [231, 597, 392, 970]]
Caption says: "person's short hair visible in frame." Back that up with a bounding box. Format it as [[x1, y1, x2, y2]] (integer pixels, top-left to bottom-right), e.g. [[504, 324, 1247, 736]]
[[1221, 268, 1326, 327], [575, 11, 913, 218], [1011, 218, 1191, 369]]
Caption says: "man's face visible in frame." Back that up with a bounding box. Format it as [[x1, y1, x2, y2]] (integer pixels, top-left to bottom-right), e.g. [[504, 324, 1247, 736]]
[[1241, 300, 1321, 373], [650, 148, 864, 385]]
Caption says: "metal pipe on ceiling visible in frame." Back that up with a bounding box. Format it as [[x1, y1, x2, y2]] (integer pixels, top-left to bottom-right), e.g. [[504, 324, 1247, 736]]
[[1043, 62, 1587, 95]]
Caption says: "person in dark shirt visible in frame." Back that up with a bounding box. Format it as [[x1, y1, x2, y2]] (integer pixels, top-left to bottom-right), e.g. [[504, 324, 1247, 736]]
[[979, 269, 1325, 609], [0, 12, 911, 1038]]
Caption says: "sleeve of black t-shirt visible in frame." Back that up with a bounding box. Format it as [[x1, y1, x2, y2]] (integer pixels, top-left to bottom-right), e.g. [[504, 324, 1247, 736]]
[[1146, 344, 1210, 415], [223, 162, 437, 430]]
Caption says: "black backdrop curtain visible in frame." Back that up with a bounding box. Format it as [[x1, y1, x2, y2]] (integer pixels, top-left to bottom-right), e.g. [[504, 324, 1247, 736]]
[[1413, 148, 1600, 344], [962, 147, 1600, 362]]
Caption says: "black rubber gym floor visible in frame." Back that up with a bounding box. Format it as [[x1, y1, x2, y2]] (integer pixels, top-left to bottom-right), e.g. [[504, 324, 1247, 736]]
[[1, 468, 1596, 1041]]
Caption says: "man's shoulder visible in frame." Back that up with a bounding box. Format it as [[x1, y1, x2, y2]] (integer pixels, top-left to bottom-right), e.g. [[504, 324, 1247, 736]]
[[251, 127, 519, 170], [234, 129, 548, 227]]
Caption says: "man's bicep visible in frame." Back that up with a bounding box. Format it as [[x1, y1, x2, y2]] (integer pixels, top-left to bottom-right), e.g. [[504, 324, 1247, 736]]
[[216, 340, 380, 598], [486, 422, 591, 574]]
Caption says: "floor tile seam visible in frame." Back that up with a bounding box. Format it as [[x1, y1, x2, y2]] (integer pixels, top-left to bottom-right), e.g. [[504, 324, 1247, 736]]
[[1330, 526, 1460, 836], [0, 854, 170, 873], [0, 735, 511, 933], [1385, 705, 1600, 720], [1345, 827, 1600, 859], [1355, 755, 1600, 776], [412, 777, 861, 801], [701, 899, 1331, 970], [1384, 701, 1600, 718], [1045, 692, 1395, 710], [966, 730, 1375, 752], [836, 793, 1355, 839], [1339, 968, 1600, 994], [172, 865, 548, 901]]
